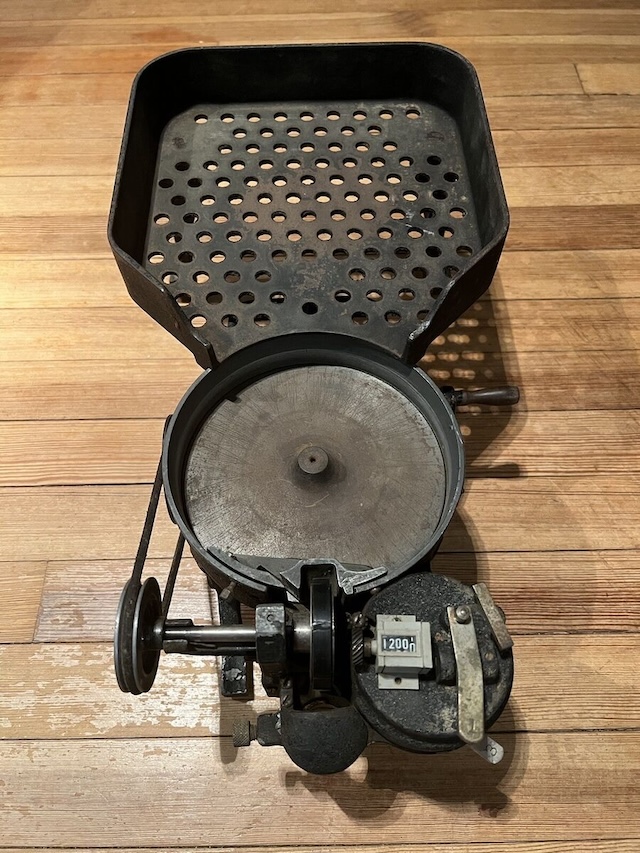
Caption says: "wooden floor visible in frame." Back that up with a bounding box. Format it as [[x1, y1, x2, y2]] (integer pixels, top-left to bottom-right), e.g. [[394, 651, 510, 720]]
[[1, 0, 640, 850]]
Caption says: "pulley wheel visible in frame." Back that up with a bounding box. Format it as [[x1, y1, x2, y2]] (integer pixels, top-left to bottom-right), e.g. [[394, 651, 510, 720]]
[[309, 576, 335, 692], [114, 576, 162, 695]]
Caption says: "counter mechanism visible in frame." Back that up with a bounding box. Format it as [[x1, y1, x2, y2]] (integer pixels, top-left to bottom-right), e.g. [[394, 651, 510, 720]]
[[109, 42, 518, 774]]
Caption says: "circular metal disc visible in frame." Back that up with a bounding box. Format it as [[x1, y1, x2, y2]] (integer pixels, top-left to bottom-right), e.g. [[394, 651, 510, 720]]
[[184, 365, 446, 571]]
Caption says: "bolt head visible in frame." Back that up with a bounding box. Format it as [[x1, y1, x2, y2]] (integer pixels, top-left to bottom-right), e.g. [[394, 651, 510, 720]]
[[454, 605, 471, 624]]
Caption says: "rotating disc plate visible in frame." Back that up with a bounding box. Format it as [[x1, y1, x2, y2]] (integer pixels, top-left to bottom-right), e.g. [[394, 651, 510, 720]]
[[184, 365, 446, 571]]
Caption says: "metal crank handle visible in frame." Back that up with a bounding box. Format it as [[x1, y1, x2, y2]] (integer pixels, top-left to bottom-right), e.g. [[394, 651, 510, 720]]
[[443, 386, 520, 408]]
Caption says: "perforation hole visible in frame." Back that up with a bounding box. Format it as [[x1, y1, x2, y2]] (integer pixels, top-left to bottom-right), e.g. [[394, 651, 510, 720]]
[[380, 268, 396, 280], [221, 314, 238, 327], [444, 172, 459, 182], [217, 179, 230, 188], [231, 161, 245, 172], [193, 271, 209, 284], [420, 208, 435, 219], [439, 226, 454, 239], [412, 267, 428, 279], [347, 229, 363, 241], [399, 288, 415, 301], [159, 178, 173, 188], [302, 302, 318, 314], [257, 230, 272, 241], [406, 108, 420, 119], [427, 155, 441, 165], [207, 291, 223, 304], [273, 176, 288, 187], [287, 193, 301, 204], [395, 247, 411, 259], [450, 207, 467, 219], [330, 175, 344, 186], [224, 270, 240, 283], [315, 158, 330, 169], [415, 173, 430, 184], [233, 129, 247, 139], [255, 271, 272, 282], [248, 113, 261, 123], [359, 175, 373, 185], [194, 114, 208, 124], [399, 157, 414, 168], [366, 289, 382, 302], [241, 250, 257, 262], [272, 211, 287, 222], [457, 245, 473, 257], [162, 271, 178, 284], [390, 209, 405, 220], [383, 141, 398, 152], [316, 192, 331, 204], [254, 313, 271, 326], [287, 230, 302, 242], [341, 126, 354, 136], [191, 315, 207, 327], [183, 212, 199, 224], [403, 191, 418, 202], [343, 157, 357, 169], [333, 248, 349, 260], [187, 178, 202, 188], [246, 144, 260, 154], [426, 246, 442, 258], [329, 142, 343, 152], [335, 290, 351, 302], [327, 110, 340, 120], [219, 144, 232, 155], [239, 291, 255, 304], [355, 142, 369, 152], [175, 161, 189, 171], [301, 211, 316, 222], [166, 232, 182, 244], [260, 128, 274, 138], [302, 249, 317, 260], [260, 160, 274, 170], [154, 213, 170, 225], [352, 311, 368, 324], [408, 228, 423, 239], [178, 251, 193, 263], [430, 286, 443, 298], [385, 311, 401, 324], [417, 309, 429, 321], [204, 161, 218, 171], [374, 191, 389, 202], [364, 247, 380, 260], [360, 209, 375, 221], [345, 192, 360, 203], [349, 269, 365, 281], [331, 210, 346, 221], [301, 175, 316, 186], [368, 125, 382, 136], [444, 265, 460, 278], [274, 112, 287, 122], [379, 109, 393, 120], [317, 229, 332, 241], [210, 251, 226, 263], [227, 232, 242, 243], [287, 127, 300, 137], [433, 189, 448, 200], [175, 293, 191, 306], [377, 228, 392, 240], [270, 292, 286, 303], [273, 143, 287, 154], [229, 194, 243, 206], [287, 159, 301, 170], [172, 195, 186, 205], [258, 193, 273, 205], [242, 212, 258, 223], [221, 114, 234, 123], [315, 127, 329, 137], [272, 250, 287, 262]]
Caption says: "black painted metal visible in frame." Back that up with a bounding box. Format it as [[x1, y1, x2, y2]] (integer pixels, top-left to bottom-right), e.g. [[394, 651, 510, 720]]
[[109, 43, 508, 366]]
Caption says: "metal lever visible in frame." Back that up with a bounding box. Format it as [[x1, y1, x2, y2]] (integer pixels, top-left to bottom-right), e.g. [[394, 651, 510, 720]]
[[447, 604, 504, 765], [444, 386, 520, 408]]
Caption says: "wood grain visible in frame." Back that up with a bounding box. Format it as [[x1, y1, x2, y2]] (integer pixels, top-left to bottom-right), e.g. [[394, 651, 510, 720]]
[[1, 634, 637, 739], [2, 478, 640, 563], [0, 561, 46, 642], [36, 550, 640, 640], [1, 409, 638, 487], [2, 734, 639, 846], [578, 63, 640, 95]]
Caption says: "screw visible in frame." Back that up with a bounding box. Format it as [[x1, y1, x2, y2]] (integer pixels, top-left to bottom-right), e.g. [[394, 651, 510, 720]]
[[454, 605, 471, 624]]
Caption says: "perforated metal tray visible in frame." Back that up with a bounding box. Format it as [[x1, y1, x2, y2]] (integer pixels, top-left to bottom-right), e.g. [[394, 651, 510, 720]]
[[109, 43, 508, 366]]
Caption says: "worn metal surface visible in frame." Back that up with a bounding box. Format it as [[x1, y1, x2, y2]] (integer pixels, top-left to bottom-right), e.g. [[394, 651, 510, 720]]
[[448, 604, 485, 745], [185, 365, 446, 570]]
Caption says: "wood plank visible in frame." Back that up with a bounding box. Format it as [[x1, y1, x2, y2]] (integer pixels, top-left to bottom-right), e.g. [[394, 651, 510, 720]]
[[508, 205, 640, 251], [2, 250, 638, 311], [35, 557, 213, 643], [1, 299, 639, 363], [38, 550, 640, 640], [2, 478, 640, 563], [1, 11, 638, 47], [1, 846, 638, 853], [0, 64, 583, 105], [0, 561, 46, 642], [578, 63, 640, 95], [2, 734, 639, 846], [1, 635, 638, 739], [3, 130, 640, 179], [2, 410, 638, 488], [0, 347, 637, 423]]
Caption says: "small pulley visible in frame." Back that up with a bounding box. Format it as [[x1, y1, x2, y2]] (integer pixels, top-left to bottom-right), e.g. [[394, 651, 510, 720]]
[[114, 577, 162, 695]]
